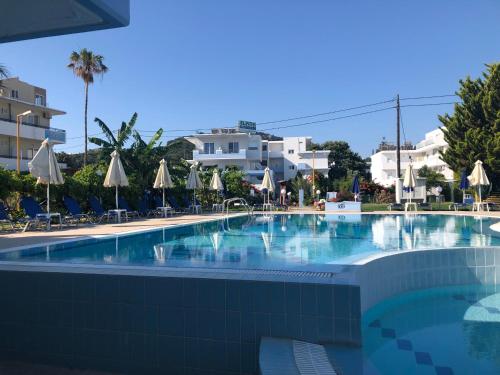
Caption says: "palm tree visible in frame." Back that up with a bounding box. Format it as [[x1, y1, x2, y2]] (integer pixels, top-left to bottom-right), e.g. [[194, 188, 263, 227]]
[[68, 49, 108, 166], [0, 63, 9, 86]]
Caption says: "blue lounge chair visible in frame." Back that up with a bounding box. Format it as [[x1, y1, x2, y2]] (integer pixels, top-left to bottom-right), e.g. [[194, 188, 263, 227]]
[[89, 196, 116, 223], [138, 195, 158, 217], [63, 196, 92, 225], [118, 196, 139, 219], [167, 196, 186, 213], [0, 202, 15, 230], [19, 196, 52, 231]]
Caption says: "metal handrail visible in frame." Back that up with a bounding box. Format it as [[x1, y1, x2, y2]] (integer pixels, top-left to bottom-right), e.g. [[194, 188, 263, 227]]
[[222, 197, 253, 216]]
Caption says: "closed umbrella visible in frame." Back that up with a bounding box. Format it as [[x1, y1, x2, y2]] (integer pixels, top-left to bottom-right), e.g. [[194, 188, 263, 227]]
[[187, 163, 203, 206], [210, 169, 224, 205], [261, 167, 275, 205], [351, 175, 360, 202], [468, 160, 490, 204], [402, 164, 416, 204], [103, 150, 129, 209], [459, 169, 469, 203], [153, 159, 174, 207], [28, 138, 64, 213]]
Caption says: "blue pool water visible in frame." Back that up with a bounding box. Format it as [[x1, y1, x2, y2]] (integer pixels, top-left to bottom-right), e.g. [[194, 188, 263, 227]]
[[335, 284, 500, 375], [0, 214, 498, 269]]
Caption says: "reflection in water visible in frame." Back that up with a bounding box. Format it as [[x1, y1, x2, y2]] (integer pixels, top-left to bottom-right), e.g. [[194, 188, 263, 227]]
[[1, 214, 498, 268]]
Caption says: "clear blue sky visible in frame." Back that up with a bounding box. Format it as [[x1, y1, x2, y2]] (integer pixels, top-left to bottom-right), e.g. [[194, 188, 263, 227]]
[[1, 0, 499, 157]]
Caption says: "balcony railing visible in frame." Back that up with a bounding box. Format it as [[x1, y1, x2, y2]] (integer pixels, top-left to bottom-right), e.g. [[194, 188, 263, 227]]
[[193, 149, 247, 160], [0, 117, 66, 143]]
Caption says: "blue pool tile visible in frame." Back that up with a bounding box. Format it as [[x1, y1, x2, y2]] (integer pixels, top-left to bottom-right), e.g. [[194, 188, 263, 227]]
[[119, 276, 145, 305], [369, 319, 381, 328], [286, 313, 302, 339], [121, 304, 145, 333], [301, 315, 318, 342], [182, 279, 199, 308], [95, 302, 122, 331], [226, 341, 241, 372], [333, 285, 350, 319], [145, 277, 183, 307], [452, 294, 465, 300], [198, 309, 226, 340], [158, 307, 185, 336], [158, 335, 185, 368], [267, 282, 286, 314], [226, 311, 241, 341], [95, 275, 120, 302], [239, 281, 255, 312], [285, 284, 301, 315], [241, 312, 256, 343], [144, 305, 158, 334], [254, 313, 270, 339], [226, 281, 241, 311], [269, 314, 287, 338], [397, 339, 413, 351], [333, 318, 350, 343], [485, 306, 500, 314], [73, 274, 95, 301], [73, 301, 96, 329], [381, 328, 396, 339], [198, 279, 225, 310], [300, 284, 317, 315], [415, 351, 433, 365], [317, 316, 333, 342], [435, 366, 454, 375], [38, 273, 72, 300], [316, 284, 333, 317]]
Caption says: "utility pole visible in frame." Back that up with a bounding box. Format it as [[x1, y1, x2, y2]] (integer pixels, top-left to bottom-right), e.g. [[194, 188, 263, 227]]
[[396, 94, 401, 179]]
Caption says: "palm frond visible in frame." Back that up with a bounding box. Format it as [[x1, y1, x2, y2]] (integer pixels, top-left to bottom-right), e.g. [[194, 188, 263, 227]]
[[88, 137, 112, 148]]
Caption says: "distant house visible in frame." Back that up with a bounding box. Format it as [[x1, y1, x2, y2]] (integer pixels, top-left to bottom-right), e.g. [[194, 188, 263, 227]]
[[185, 121, 329, 185], [0, 77, 66, 171], [370, 128, 454, 187]]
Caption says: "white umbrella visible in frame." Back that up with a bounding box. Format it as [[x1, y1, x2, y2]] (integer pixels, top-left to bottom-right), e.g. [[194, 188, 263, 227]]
[[28, 138, 64, 213], [468, 160, 490, 204], [187, 163, 203, 206], [261, 167, 275, 205], [103, 150, 129, 209], [209, 169, 224, 204], [402, 164, 416, 204], [153, 159, 174, 207]]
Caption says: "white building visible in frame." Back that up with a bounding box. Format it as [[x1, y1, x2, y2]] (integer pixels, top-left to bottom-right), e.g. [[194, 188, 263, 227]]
[[185, 121, 330, 185], [370, 128, 454, 187], [0, 77, 66, 171]]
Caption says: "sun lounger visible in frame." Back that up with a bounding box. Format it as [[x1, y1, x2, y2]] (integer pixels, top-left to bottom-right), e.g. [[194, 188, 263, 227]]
[[118, 197, 140, 219], [63, 196, 93, 225], [418, 202, 432, 211], [387, 203, 403, 211], [0, 202, 15, 230], [19, 196, 55, 231], [89, 196, 117, 223]]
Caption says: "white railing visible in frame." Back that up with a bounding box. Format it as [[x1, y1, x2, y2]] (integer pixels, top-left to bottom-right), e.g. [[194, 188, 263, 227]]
[[192, 148, 247, 160]]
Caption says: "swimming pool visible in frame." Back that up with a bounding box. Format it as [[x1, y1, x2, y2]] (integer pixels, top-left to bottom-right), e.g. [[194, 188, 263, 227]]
[[0, 214, 498, 269], [328, 284, 500, 375]]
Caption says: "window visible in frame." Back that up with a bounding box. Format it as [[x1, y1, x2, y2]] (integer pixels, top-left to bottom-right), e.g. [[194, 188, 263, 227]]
[[289, 165, 295, 170], [228, 142, 239, 153], [11, 90, 18, 99], [288, 149, 294, 154], [35, 94, 44, 106], [262, 145, 268, 151], [203, 142, 214, 154]]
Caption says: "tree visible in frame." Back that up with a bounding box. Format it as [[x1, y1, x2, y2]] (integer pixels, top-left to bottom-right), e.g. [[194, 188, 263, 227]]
[[0, 63, 9, 87], [417, 165, 446, 190], [439, 63, 500, 186], [68, 49, 108, 166], [88, 112, 137, 165], [130, 128, 164, 189], [314, 141, 368, 182]]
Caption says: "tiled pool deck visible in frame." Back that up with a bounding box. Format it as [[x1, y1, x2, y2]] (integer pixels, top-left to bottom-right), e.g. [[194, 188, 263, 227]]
[[0, 211, 498, 374]]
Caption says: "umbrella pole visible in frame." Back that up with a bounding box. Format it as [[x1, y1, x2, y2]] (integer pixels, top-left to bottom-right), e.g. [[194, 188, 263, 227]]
[[47, 183, 50, 214], [115, 186, 119, 210], [162, 187, 165, 207]]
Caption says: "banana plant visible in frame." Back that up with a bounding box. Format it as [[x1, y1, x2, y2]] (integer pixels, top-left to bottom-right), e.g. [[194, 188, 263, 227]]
[[130, 128, 164, 188], [89, 112, 138, 165]]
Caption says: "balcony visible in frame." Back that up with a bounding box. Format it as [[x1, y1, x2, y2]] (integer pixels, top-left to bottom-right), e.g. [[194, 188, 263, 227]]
[[192, 149, 247, 161], [0, 119, 65, 144]]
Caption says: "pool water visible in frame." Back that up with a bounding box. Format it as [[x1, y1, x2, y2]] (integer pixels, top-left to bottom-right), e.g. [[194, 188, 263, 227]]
[[351, 285, 500, 375], [0, 214, 498, 269]]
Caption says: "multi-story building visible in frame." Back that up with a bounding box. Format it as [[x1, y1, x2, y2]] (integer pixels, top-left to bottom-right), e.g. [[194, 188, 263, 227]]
[[185, 121, 329, 185], [370, 128, 454, 187], [0, 77, 66, 171]]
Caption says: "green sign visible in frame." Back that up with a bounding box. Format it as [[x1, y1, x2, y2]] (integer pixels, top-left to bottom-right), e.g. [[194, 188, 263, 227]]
[[238, 120, 256, 131]]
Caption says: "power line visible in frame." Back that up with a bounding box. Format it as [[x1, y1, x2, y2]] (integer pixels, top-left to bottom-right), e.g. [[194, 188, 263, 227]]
[[400, 101, 459, 108], [261, 106, 396, 131], [400, 94, 457, 101], [255, 98, 396, 126]]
